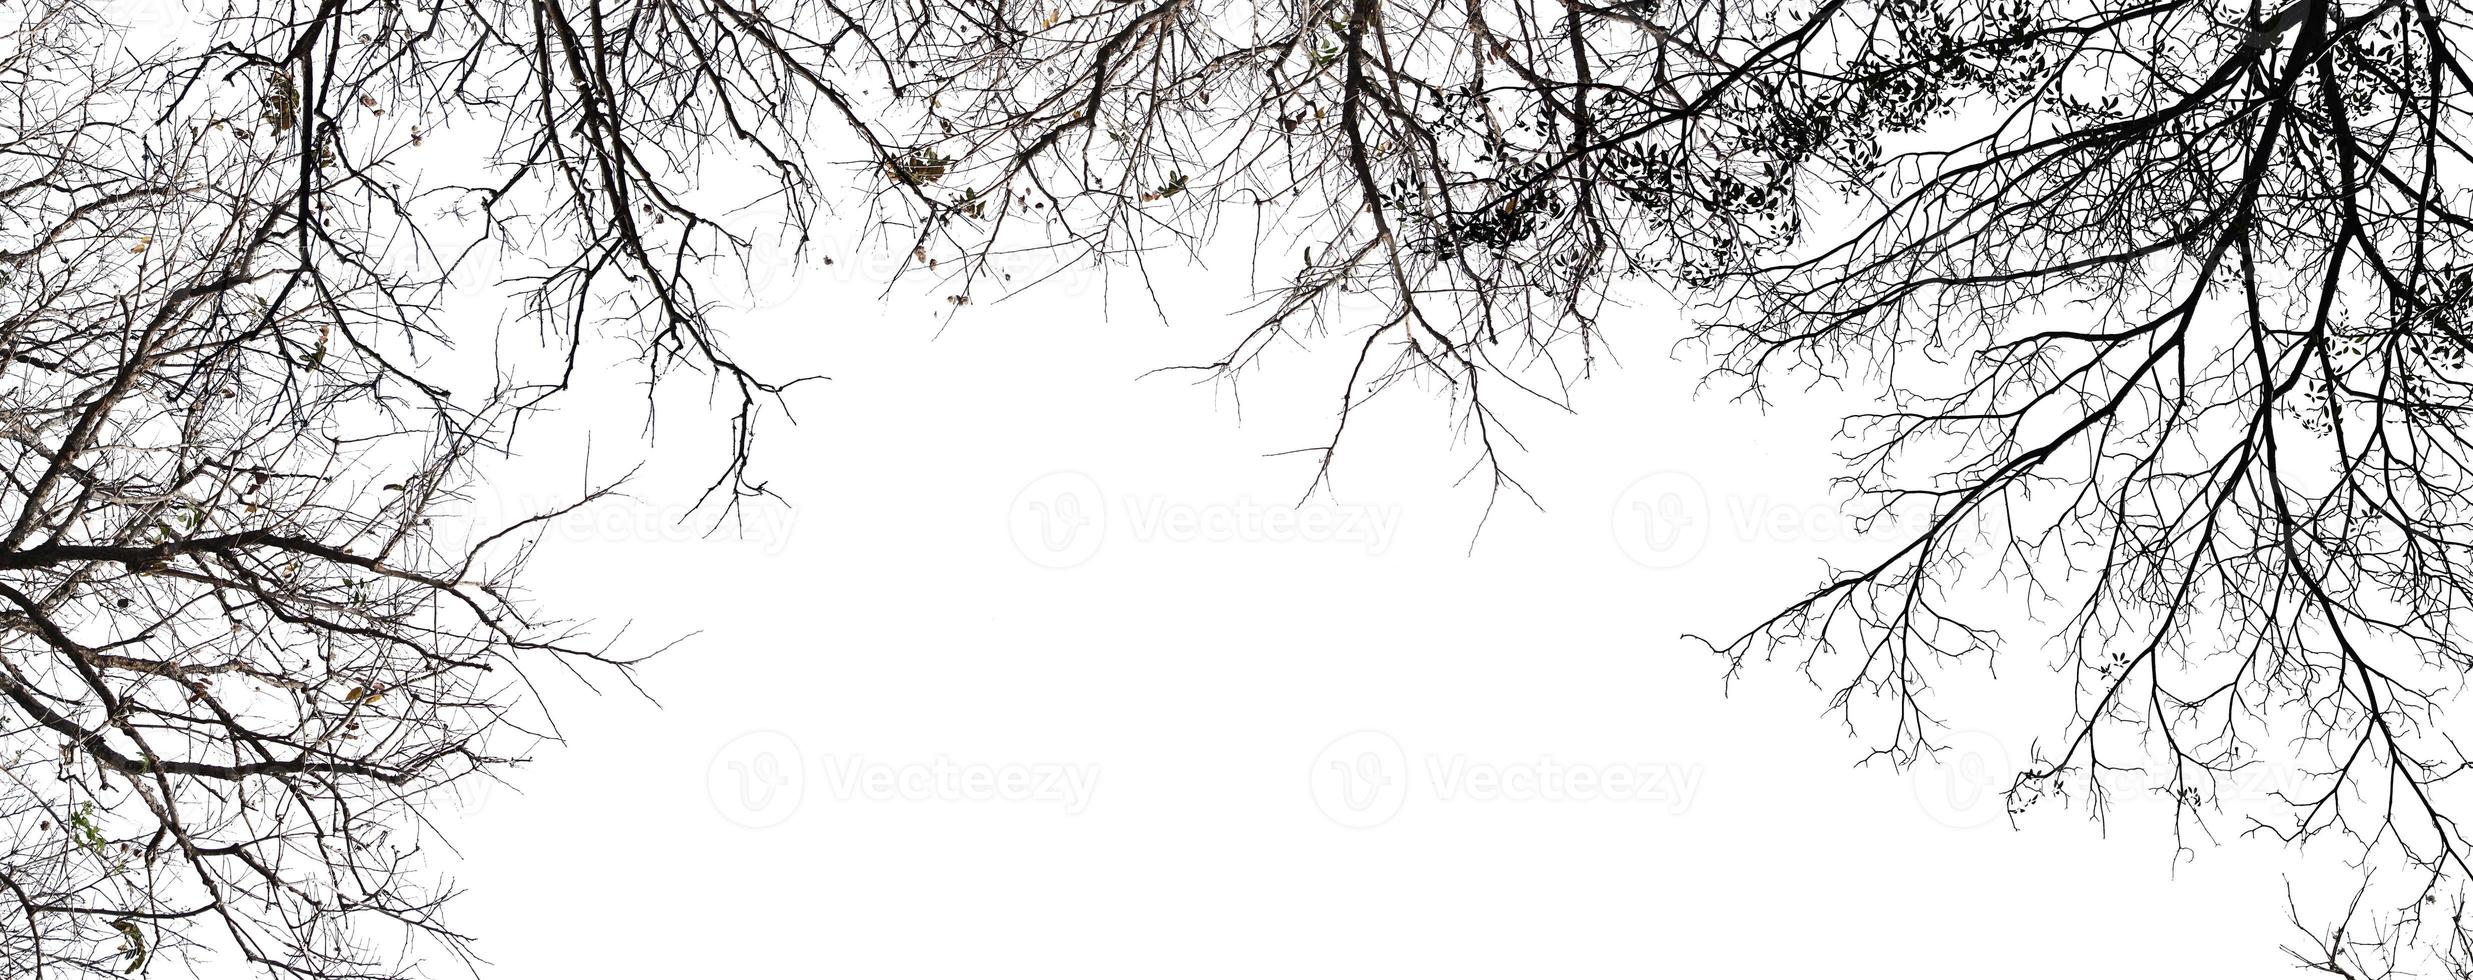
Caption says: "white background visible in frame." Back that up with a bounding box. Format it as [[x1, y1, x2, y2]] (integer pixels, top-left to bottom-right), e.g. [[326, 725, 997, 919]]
[[419, 246, 2310, 978]]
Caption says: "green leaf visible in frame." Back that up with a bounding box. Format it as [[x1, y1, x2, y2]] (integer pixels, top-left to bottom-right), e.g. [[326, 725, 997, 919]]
[[112, 918, 147, 974]]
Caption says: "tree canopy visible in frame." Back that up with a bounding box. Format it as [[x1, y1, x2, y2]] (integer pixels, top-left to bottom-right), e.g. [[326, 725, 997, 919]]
[[7, 0, 2472, 972]]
